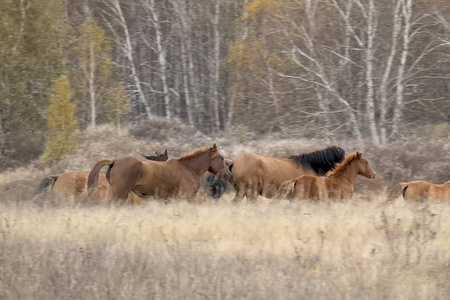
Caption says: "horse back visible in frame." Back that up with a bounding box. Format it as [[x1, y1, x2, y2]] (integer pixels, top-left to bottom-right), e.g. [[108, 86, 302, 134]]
[[52, 171, 90, 198], [403, 180, 431, 201], [233, 154, 308, 185]]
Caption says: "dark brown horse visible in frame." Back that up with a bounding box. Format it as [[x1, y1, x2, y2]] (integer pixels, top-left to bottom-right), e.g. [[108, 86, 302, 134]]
[[139, 150, 168, 161], [87, 144, 231, 201], [386, 180, 450, 202], [275, 152, 376, 201], [203, 159, 234, 199], [231, 146, 345, 202], [36, 150, 169, 203]]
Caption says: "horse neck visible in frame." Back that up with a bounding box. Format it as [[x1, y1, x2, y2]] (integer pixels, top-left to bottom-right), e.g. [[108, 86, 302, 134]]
[[179, 151, 211, 177], [329, 160, 359, 186]]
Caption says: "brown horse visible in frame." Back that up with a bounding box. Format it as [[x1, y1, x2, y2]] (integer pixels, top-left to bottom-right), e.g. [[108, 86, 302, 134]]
[[231, 146, 345, 202], [87, 144, 231, 201], [36, 151, 169, 203], [275, 152, 376, 201], [386, 180, 450, 202]]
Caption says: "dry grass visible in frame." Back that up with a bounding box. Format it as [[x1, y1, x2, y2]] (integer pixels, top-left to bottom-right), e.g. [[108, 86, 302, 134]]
[[0, 195, 449, 299], [1, 125, 450, 299]]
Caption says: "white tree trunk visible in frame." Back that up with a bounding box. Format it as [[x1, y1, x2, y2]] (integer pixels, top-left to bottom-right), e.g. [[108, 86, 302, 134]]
[[105, 0, 152, 119], [89, 42, 96, 127], [180, 40, 194, 125], [365, 0, 380, 144], [171, 0, 194, 125], [147, 0, 171, 119], [379, 0, 402, 144], [226, 0, 248, 129], [211, 0, 221, 130], [392, 0, 413, 138]]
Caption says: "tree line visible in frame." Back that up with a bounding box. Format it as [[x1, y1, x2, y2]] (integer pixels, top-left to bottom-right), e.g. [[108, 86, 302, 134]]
[[1, 0, 450, 167]]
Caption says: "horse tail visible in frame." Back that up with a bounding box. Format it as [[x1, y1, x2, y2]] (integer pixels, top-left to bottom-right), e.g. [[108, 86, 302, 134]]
[[386, 182, 408, 202], [35, 175, 58, 195], [87, 159, 114, 192], [275, 180, 296, 200]]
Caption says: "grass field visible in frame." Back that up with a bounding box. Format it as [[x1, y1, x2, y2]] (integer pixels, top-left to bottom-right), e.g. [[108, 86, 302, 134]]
[[1, 195, 449, 299], [1, 126, 450, 299]]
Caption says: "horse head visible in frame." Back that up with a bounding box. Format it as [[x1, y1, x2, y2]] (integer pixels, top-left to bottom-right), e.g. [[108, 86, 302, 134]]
[[208, 144, 232, 181], [355, 152, 377, 179]]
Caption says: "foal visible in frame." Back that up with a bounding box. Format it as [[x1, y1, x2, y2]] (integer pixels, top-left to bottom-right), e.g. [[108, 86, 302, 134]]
[[276, 152, 376, 201]]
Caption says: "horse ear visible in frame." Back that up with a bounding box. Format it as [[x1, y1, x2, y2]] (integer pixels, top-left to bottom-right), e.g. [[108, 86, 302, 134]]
[[212, 143, 217, 150], [164, 150, 168, 156], [155, 151, 158, 155], [356, 151, 362, 158]]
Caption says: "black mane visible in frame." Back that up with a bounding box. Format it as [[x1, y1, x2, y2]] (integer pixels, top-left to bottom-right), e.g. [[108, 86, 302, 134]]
[[141, 150, 168, 162], [289, 146, 345, 176]]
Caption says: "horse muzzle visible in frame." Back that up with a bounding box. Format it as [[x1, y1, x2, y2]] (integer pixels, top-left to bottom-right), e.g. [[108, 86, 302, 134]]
[[372, 172, 377, 179]]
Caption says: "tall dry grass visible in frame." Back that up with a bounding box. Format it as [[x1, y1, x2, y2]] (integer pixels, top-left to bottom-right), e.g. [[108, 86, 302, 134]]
[[1, 123, 450, 299], [0, 195, 450, 299]]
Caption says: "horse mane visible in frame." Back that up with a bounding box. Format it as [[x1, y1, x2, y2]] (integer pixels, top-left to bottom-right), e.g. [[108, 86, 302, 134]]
[[326, 152, 361, 177], [178, 146, 218, 161], [289, 146, 345, 176]]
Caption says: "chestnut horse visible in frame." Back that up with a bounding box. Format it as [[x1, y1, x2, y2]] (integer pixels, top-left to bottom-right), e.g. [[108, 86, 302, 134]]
[[36, 151, 169, 203], [231, 146, 345, 202], [386, 180, 450, 202], [275, 152, 376, 201], [87, 144, 231, 201]]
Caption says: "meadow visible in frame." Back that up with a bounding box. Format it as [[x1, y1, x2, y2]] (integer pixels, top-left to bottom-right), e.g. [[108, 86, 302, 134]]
[[0, 196, 449, 299], [1, 123, 450, 299]]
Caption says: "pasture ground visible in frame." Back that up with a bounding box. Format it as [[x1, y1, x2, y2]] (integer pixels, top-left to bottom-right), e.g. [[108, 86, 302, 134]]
[[0, 195, 449, 299]]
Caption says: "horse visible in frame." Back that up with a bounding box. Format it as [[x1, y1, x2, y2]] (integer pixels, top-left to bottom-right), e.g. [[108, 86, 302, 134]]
[[231, 146, 345, 202], [386, 180, 450, 202], [275, 152, 376, 201], [36, 150, 169, 203], [203, 159, 234, 199], [87, 144, 231, 201]]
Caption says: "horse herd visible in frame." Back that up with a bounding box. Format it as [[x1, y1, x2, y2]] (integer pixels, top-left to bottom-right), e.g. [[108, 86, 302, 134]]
[[36, 144, 450, 204]]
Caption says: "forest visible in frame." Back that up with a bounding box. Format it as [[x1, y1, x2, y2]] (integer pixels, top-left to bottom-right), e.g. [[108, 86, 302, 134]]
[[1, 0, 450, 168]]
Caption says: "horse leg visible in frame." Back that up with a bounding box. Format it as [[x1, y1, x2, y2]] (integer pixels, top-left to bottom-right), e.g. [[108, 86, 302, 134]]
[[247, 192, 258, 203], [111, 186, 131, 203], [232, 185, 245, 203], [246, 182, 260, 203]]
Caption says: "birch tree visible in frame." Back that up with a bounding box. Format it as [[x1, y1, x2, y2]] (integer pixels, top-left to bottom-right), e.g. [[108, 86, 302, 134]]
[[74, 15, 112, 127], [392, 0, 413, 138], [101, 0, 153, 119], [140, 0, 172, 119]]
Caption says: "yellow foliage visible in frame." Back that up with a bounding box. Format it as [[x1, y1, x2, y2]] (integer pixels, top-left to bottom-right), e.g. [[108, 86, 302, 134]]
[[75, 16, 112, 80], [228, 40, 265, 74], [41, 75, 79, 164], [245, 0, 281, 20]]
